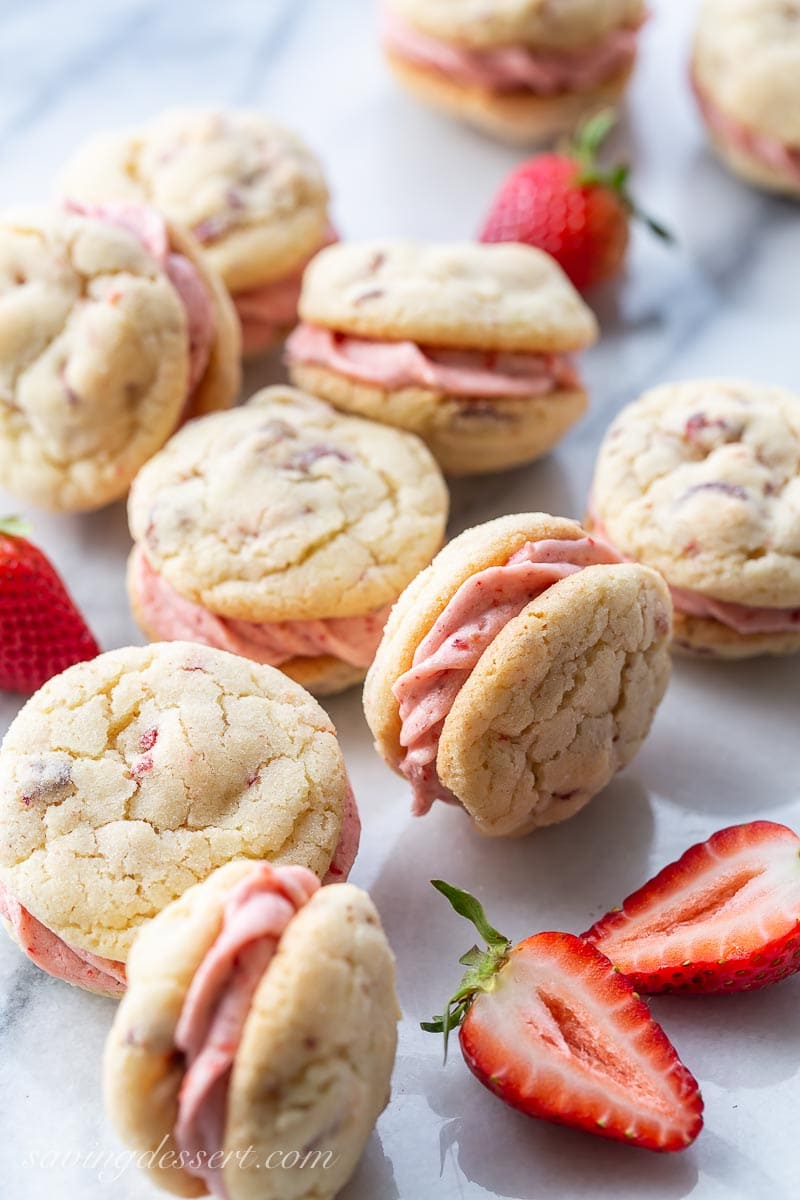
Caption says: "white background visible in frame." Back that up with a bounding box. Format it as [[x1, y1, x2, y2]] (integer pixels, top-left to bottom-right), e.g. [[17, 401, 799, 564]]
[[0, 1, 798, 1197]]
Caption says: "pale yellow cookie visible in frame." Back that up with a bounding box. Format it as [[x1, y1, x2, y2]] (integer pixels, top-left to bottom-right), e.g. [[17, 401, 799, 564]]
[[0, 643, 349, 981], [129, 386, 448, 620], [127, 387, 448, 693], [105, 863, 399, 1200], [289, 241, 596, 475], [59, 108, 331, 294], [590, 379, 800, 657], [383, 0, 643, 144], [692, 0, 800, 196], [364, 513, 672, 836], [0, 206, 239, 512]]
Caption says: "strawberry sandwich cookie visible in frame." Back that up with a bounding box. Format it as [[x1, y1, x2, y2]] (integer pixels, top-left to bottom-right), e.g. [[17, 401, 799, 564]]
[[381, 0, 646, 144], [692, 0, 800, 198], [0, 203, 239, 512], [286, 241, 598, 475], [0, 642, 360, 996], [128, 386, 448, 695], [104, 862, 399, 1199], [589, 379, 800, 658], [364, 513, 672, 836], [59, 108, 335, 356]]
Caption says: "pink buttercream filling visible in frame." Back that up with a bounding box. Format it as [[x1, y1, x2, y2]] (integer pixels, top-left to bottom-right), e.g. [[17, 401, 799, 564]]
[[0, 879, 126, 995], [588, 508, 800, 636], [692, 72, 800, 185], [233, 226, 338, 355], [323, 780, 361, 883], [174, 864, 321, 1198], [63, 200, 216, 402], [381, 7, 640, 94], [286, 323, 580, 399], [393, 535, 622, 816], [133, 547, 391, 669]]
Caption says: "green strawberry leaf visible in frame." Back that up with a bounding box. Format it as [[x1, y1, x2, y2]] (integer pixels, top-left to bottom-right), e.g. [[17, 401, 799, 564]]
[[422, 881, 512, 1060]]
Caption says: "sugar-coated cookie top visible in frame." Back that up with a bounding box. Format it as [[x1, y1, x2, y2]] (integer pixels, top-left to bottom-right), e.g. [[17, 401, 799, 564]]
[[59, 108, 331, 292], [693, 0, 800, 145], [0, 643, 347, 961], [129, 386, 449, 621], [592, 379, 800, 607], [0, 207, 193, 511], [106, 868, 398, 1200], [386, 0, 645, 50], [298, 241, 598, 353]]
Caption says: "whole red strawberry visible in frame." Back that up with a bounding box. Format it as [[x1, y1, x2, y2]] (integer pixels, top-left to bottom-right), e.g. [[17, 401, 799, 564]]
[[479, 110, 670, 292], [0, 517, 100, 693]]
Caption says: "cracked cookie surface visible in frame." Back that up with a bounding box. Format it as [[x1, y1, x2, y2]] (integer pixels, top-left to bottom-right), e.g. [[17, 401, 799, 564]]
[[441, 563, 672, 835], [128, 386, 449, 621], [591, 378, 800, 607], [59, 108, 331, 293], [0, 643, 347, 961], [105, 866, 399, 1200], [297, 240, 598, 352]]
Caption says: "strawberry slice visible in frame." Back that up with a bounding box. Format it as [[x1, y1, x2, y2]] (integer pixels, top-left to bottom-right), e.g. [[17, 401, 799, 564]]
[[583, 821, 800, 995], [422, 882, 703, 1152]]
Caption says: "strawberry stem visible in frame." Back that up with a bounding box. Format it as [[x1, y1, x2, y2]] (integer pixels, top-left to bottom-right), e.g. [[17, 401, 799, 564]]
[[569, 108, 674, 245], [0, 515, 32, 539], [421, 881, 511, 1060]]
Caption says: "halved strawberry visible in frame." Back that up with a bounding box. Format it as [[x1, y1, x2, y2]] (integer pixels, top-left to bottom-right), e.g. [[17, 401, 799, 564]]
[[422, 882, 703, 1152], [583, 821, 800, 994]]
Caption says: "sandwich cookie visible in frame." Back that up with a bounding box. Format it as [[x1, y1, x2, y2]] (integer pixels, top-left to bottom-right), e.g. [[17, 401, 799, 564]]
[[692, 0, 800, 198], [286, 241, 597, 475], [59, 108, 335, 355], [0, 642, 358, 996], [0, 203, 239, 512], [364, 513, 672, 836], [381, 0, 646, 144], [104, 862, 399, 1200], [588, 379, 800, 658], [128, 386, 449, 695]]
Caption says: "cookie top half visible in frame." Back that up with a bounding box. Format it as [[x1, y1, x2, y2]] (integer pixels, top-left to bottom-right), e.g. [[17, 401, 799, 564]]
[[592, 379, 800, 607], [106, 865, 399, 1200], [0, 643, 348, 962], [693, 0, 800, 145], [129, 386, 449, 621], [297, 241, 598, 353], [386, 0, 645, 51], [59, 108, 331, 293]]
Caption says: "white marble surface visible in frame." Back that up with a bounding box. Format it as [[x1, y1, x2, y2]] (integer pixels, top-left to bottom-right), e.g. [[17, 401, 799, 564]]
[[1, 1, 799, 1197]]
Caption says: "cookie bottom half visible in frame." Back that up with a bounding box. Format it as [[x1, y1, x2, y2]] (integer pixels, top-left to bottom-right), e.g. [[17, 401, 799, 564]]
[[385, 50, 634, 144], [672, 610, 800, 659], [289, 363, 587, 475]]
